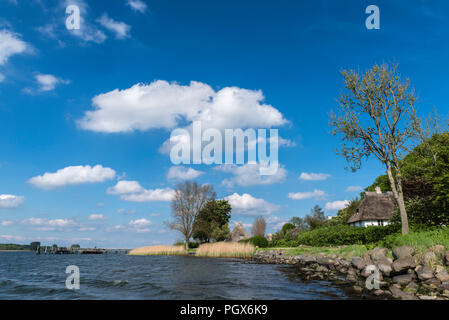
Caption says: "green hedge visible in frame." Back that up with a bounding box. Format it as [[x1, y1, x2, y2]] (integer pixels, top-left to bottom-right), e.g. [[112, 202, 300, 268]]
[[269, 239, 300, 247], [240, 236, 269, 248], [296, 224, 400, 246]]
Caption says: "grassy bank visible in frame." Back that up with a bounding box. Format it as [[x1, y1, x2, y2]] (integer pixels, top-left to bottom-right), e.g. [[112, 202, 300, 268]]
[[261, 227, 449, 261], [128, 245, 188, 256], [258, 244, 369, 260]]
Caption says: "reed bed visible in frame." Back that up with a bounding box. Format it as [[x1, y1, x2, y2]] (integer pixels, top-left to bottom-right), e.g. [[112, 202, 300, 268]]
[[196, 242, 255, 258], [128, 245, 187, 256]]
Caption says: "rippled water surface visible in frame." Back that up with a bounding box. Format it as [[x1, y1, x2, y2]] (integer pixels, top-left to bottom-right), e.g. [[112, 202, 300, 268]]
[[0, 252, 351, 299]]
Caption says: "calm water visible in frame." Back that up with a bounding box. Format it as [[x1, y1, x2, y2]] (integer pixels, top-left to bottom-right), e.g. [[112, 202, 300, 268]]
[[0, 252, 351, 300]]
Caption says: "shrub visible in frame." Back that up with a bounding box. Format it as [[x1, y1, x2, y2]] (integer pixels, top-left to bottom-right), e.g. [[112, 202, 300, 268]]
[[296, 224, 400, 246], [240, 236, 269, 248], [281, 223, 295, 233], [269, 239, 300, 248]]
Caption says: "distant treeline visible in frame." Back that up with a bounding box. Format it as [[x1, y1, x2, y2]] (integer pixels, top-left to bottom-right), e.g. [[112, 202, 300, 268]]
[[0, 243, 31, 251]]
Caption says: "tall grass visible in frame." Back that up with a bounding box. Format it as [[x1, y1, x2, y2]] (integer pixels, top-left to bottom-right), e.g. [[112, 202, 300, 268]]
[[196, 242, 255, 258], [381, 227, 449, 254], [128, 245, 187, 256], [266, 244, 369, 260]]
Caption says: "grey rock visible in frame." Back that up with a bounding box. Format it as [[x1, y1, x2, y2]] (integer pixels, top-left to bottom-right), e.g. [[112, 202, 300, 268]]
[[316, 257, 335, 266], [389, 284, 418, 300], [373, 289, 384, 296], [376, 258, 393, 276], [393, 274, 413, 286], [371, 247, 388, 262], [351, 285, 363, 294], [299, 254, 317, 264], [416, 265, 434, 280], [436, 268, 449, 282], [441, 281, 449, 291], [393, 246, 415, 260], [351, 257, 367, 270], [425, 278, 441, 287], [393, 256, 416, 273], [421, 251, 438, 266]]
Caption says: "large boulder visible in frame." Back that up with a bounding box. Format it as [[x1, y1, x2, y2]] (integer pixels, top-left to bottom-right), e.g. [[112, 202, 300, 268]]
[[299, 254, 317, 264], [435, 266, 449, 282], [389, 284, 419, 300], [420, 251, 438, 266], [351, 256, 367, 270], [393, 246, 415, 260], [416, 265, 434, 281], [377, 261, 393, 277], [371, 247, 388, 262], [393, 274, 413, 286], [393, 256, 416, 273]]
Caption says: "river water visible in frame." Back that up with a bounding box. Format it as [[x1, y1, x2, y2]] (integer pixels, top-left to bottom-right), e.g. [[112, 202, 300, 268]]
[[0, 252, 352, 299]]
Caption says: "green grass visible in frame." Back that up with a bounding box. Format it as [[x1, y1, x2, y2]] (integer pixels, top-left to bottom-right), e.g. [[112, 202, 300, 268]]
[[258, 244, 369, 260], [381, 227, 449, 254]]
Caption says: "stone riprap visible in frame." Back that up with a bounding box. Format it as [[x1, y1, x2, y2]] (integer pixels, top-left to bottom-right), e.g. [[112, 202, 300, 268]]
[[252, 246, 449, 300]]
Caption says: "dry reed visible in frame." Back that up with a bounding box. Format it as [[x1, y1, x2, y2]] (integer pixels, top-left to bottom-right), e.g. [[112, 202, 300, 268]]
[[128, 245, 187, 256], [196, 242, 255, 258]]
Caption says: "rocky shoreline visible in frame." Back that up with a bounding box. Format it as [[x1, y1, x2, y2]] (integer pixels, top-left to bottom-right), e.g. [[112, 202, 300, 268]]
[[252, 246, 449, 300]]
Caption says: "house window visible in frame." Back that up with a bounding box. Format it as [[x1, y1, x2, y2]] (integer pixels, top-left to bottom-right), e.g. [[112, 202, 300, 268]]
[[377, 220, 384, 226]]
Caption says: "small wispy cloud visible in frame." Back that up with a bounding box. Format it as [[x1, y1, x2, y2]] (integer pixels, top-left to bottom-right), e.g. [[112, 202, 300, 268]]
[[299, 172, 331, 181], [97, 14, 131, 39], [127, 0, 147, 13], [288, 189, 326, 200]]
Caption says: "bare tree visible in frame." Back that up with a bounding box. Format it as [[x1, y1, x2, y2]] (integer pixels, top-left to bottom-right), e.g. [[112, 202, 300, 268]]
[[330, 64, 422, 235], [167, 181, 215, 250], [252, 216, 266, 237]]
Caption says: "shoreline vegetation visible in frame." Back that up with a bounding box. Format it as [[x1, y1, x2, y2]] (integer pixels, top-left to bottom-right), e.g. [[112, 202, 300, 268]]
[[128, 242, 255, 258]]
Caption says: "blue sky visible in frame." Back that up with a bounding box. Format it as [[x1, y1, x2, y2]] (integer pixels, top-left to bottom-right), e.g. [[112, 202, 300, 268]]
[[1, 0, 448, 248]]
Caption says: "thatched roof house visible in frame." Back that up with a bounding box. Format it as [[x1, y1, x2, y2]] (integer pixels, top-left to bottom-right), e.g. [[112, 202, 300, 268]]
[[230, 221, 250, 242], [347, 187, 396, 227]]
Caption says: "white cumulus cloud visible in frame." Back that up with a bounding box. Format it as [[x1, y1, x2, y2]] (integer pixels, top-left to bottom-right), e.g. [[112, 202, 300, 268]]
[[77, 80, 287, 133], [224, 193, 279, 216], [299, 172, 331, 181], [288, 189, 327, 200], [325, 200, 350, 211], [167, 166, 204, 180], [28, 165, 116, 189], [107, 180, 174, 202], [0, 194, 24, 208], [0, 29, 29, 65]]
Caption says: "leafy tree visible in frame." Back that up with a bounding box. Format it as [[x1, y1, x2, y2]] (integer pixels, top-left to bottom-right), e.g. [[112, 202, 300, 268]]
[[304, 205, 327, 230], [281, 223, 295, 233], [167, 181, 216, 250], [328, 198, 361, 225], [289, 217, 308, 231], [193, 199, 231, 242], [330, 64, 423, 235]]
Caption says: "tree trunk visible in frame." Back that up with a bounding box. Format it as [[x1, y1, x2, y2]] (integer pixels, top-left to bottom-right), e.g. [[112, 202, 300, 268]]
[[386, 164, 409, 235], [185, 237, 189, 251]]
